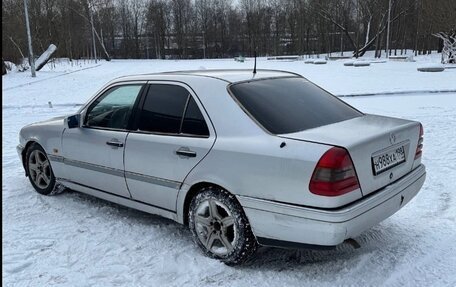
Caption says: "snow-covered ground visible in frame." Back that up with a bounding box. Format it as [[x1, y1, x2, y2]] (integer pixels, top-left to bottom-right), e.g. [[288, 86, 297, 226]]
[[2, 57, 456, 287], [3, 54, 456, 107]]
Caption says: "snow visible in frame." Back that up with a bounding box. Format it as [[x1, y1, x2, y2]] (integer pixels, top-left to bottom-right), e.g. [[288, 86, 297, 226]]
[[417, 63, 446, 72], [2, 56, 456, 286], [353, 60, 371, 67], [313, 59, 327, 65], [417, 63, 445, 69]]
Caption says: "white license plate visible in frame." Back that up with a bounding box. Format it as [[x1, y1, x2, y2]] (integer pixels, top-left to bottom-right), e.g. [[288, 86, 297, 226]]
[[372, 146, 406, 175]]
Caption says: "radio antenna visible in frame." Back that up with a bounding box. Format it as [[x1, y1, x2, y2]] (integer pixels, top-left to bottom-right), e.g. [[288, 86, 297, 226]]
[[253, 51, 257, 74]]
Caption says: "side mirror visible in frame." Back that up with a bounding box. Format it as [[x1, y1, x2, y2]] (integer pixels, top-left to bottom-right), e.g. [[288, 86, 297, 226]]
[[65, 114, 81, 129]]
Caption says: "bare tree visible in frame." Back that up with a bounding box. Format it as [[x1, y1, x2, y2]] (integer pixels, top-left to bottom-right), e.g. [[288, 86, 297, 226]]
[[2, 0, 455, 61]]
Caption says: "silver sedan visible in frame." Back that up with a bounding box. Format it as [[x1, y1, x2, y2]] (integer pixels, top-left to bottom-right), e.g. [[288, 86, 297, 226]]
[[17, 70, 426, 264]]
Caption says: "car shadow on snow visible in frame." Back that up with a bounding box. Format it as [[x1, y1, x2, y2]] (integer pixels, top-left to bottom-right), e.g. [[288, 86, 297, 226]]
[[58, 188, 195, 242], [239, 223, 419, 274], [60, 189, 183, 225], [57, 188, 417, 272]]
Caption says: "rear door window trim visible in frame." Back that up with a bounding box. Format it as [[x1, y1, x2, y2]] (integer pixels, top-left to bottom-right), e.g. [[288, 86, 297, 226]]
[[133, 82, 212, 138]]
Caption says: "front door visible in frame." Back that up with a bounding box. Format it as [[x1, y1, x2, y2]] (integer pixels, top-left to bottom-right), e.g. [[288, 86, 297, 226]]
[[124, 83, 216, 211], [62, 83, 144, 198]]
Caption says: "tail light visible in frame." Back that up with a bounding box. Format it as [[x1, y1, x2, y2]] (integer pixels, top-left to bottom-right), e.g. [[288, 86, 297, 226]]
[[309, 147, 360, 196], [415, 123, 424, 159]]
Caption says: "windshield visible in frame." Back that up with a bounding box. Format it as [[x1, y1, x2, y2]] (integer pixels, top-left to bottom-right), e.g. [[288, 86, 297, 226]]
[[229, 77, 362, 134]]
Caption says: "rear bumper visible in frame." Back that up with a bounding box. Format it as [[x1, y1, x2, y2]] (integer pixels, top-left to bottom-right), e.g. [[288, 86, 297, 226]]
[[238, 164, 426, 247]]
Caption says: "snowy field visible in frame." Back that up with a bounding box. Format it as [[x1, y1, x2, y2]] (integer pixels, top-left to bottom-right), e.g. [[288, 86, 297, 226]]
[[2, 57, 456, 286]]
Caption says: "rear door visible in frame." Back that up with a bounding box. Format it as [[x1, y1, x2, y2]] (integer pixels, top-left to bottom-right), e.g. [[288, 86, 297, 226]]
[[62, 83, 145, 198], [124, 82, 215, 211]]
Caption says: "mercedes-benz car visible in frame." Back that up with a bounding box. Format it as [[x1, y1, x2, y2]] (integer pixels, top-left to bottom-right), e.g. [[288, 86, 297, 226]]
[[17, 69, 426, 264]]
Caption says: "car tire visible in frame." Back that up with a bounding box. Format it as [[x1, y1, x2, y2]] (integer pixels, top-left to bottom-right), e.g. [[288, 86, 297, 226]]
[[25, 143, 57, 195], [189, 186, 258, 265]]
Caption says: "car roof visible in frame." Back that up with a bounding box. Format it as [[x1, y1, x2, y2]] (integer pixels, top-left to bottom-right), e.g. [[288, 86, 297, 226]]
[[112, 69, 302, 84]]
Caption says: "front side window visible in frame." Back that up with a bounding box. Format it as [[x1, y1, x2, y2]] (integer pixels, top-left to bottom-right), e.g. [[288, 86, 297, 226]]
[[138, 84, 209, 137], [85, 85, 143, 130]]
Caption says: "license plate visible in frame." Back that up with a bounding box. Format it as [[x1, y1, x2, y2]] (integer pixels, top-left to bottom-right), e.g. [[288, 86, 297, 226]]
[[372, 146, 406, 175]]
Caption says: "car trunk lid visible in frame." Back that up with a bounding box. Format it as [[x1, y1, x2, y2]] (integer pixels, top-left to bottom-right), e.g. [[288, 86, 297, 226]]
[[279, 114, 421, 196]]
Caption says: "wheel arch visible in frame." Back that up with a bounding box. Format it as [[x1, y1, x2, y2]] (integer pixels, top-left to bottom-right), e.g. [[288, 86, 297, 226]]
[[22, 140, 39, 175], [180, 181, 242, 226]]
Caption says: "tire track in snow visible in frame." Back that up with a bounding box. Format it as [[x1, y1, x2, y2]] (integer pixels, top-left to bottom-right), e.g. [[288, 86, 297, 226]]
[[2, 103, 83, 109], [338, 89, 456, 97], [382, 234, 456, 287], [3, 64, 102, 91]]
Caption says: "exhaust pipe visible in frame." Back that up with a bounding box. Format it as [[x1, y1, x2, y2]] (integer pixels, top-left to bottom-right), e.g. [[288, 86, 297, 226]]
[[344, 238, 361, 249]]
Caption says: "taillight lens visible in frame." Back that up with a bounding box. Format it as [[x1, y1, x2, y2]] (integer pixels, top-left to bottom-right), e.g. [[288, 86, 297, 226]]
[[415, 123, 424, 159], [309, 147, 360, 196]]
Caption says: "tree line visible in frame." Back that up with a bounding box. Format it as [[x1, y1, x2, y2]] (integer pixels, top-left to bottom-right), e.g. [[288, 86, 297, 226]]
[[2, 0, 455, 63]]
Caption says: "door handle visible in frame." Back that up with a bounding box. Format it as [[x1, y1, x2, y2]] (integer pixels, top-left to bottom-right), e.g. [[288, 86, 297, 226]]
[[106, 140, 124, 148], [176, 148, 197, 158]]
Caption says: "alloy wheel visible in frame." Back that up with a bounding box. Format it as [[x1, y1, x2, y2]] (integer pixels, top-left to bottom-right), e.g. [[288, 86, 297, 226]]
[[194, 198, 237, 256], [28, 150, 52, 189]]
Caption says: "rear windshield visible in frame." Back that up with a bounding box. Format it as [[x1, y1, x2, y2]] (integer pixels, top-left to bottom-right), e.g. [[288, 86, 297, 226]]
[[229, 77, 362, 134]]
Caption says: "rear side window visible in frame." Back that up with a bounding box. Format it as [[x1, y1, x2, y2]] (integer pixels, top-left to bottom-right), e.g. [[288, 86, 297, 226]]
[[139, 85, 189, 134], [182, 97, 209, 136], [138, 84, 209, 136], [229, 77, 362, 134]]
